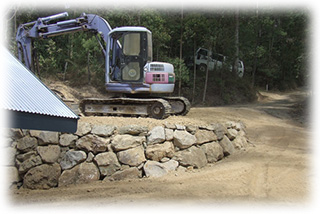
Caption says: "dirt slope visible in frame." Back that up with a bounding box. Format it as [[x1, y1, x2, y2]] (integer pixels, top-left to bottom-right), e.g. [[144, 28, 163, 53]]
[[11, 89, 312, 207]]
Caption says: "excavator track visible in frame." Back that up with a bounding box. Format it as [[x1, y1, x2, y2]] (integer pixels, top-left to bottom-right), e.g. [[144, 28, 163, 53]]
[[79, 97, 172, 119], [162, 97, 191, 116], [79, 96, 191, 119]]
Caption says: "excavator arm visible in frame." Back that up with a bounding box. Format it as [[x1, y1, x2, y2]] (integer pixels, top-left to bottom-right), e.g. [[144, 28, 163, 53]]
[[16, 12, 112, 71]]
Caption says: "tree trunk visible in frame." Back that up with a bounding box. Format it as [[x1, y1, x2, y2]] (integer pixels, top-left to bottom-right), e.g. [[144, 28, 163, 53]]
[[178, 8, 184, 97], [192, 37, 197, 104], [252, 6, 260, 87], [87, 51, 91, 85], [233, 8, 239, 75], [202, 48, 211, 104]]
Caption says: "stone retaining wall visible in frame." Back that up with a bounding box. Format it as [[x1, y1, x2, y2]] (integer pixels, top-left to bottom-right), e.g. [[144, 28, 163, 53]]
[[6, 121, 251, 189]]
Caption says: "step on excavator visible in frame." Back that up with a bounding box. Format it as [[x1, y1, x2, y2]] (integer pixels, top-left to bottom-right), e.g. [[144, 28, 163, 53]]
[[16, 12, 190, 119]]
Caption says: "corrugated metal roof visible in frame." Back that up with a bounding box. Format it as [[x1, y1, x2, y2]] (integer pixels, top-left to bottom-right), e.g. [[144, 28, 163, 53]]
[[1, 49, 78, 119]]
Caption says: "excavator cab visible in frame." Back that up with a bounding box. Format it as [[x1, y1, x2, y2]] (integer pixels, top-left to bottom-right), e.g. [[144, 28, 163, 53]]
[[108, 27, 152, 83]]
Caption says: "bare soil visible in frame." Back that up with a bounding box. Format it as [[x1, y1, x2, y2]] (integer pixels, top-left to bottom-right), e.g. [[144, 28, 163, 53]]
[[10, 87, 312, 207]]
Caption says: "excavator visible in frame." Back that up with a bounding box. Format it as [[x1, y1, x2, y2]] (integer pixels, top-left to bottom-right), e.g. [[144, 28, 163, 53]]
[[16, 12, 190, 119]]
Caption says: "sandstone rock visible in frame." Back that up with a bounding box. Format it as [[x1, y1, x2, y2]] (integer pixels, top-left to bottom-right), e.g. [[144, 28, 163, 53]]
[[195, 130, 218, 145], [111, 134, 145, 152], [94, 152, 121, 176], [76, 134, 110, 154], [59, 162, 99, 187], [60, 150, 87, 170], [86, 152, 95, 162], [200, 142, 224, 163], [37, 145, 61, 163], [10, 128, 24, 139], [118, 125, 148, 135], [219, 135, 235, 156], [173, 130, 196, 149], [186, 125, 198, 134], [164, 123, 176, 129], [165, 128, 174, 141], [147, 126, 166, 145], [226, 129, 238, 140], [16, 136, 37, 152], [108, 167, 142, 181], [24, 163, 61, 189], [18, 155, 42, 174], [91, 124, 116, 137], [117, 146, 146, 167], [75, 122, 91, 136], [16, 151, 37, 162], [211, 123, 227, 140], [162, 159, 179, 171], [143, 160, 178, 178], [30, 130, 59, 145], [145, 141, 174, 161], [175, 124, 185, 130], [232, 136, 248, 150], [59, 134, 78, 147], [173, 146, 207, 169]]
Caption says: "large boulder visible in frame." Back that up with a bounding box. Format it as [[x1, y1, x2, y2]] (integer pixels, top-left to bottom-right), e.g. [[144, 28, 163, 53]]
[[60, 150, 87, 170], [143, 160, 179, 177], [108, 167, 142, 181], [37, 145, 61, 163], [75, 122, 92, 136], [145, 141, 175, 161], [117, 146, 146, 167], [59, 162, 100, 187], [111, 134, 145, 152], [59, 134, 78, 147], [94, 152, 121, 176], [173, 146, 207, 169], [211, 123, 227, 141], [76, 134, 110, 154], [219, 135, 235, 156], [29, 130, 59, 145], [195, 130, 218, 145], [91, 124, 116, 137], [173, 130, 196, 149], [23, 163, 61, 189], [18, 155, 42, 174], [16, 136, 37, 152], [200, 142, 224, 163], [147, 126, 166, 145], [118, 125, 148, 135]]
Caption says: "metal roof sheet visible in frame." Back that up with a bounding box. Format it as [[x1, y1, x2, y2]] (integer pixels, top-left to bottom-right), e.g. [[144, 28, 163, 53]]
[[1, 49, 78, 120]]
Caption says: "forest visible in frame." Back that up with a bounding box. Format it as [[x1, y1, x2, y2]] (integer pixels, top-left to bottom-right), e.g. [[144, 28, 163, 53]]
[[6, 5, 309, 106]]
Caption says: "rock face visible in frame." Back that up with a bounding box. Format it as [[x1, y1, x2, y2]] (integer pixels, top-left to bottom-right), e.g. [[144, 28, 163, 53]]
[[111, 135, 145, 152], [76, 135, 110, 154], [8, 120, 250, 189], [24, 163, 61, 189], [143, 160, 179, 177], [60, 150, 87, 170], [91, 124, 116, 137], [173, 130, 196, 149], [94, 152, 121, 176], [117, 146, 146, 166], [145, 141, 175, 161], [219, 135, 235, 156], [195, 130, 218, 145], [147, 126, 166, 144], [59, 162, 100, 187], [37, 145, 60, 163], [200, 142, 224, 163], [173, 146, 207, 169]]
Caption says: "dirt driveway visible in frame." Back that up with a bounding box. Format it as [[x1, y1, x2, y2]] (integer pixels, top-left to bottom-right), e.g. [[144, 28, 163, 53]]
[[10, 89, 313, 208]]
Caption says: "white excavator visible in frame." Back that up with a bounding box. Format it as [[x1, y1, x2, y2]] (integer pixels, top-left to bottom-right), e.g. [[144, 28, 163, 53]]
[[16, 12, 190, 119]]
